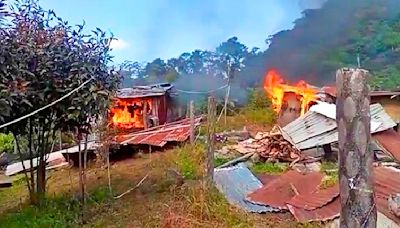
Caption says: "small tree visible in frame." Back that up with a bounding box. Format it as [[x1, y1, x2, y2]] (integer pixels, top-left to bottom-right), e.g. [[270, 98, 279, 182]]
[[0, 0, 119, 204]]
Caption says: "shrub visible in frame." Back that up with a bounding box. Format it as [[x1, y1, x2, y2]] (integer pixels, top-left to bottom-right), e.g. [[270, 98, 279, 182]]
[[247, 88, 271, 110], [0, 133, 13, 153]]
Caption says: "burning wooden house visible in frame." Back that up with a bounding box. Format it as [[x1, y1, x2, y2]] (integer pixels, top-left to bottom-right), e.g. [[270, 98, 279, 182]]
[[110, 83, 178, 130], [263, 70, 319, 127]]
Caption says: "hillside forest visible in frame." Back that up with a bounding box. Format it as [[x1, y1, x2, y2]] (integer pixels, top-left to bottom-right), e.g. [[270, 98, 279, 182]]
[[121, 0, 400, 92]]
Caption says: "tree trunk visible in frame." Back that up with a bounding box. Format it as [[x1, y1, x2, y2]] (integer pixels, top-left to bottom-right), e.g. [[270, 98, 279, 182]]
[[36, 124, 46, 201], [205, 96, 216, 187], [336, 68, 376, 227], [83, 134, 89, 200], [78, 133, 85, 204]]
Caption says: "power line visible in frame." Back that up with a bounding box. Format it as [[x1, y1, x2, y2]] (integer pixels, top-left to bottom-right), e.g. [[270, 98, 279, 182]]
[[0, 78, 93, 129], [175, 84, 228, 94]]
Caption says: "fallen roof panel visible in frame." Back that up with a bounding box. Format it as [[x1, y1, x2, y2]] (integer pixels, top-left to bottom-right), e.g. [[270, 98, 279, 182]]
[[116, 117, 202, 147], [214, 163, 277, 213], [282, 103, 396, 150], [246, 170, 324, 209], [284, 167, 400, 223], [373, 129, 400, 162], [286, 184, 339, 210], [287, 197, 340, 223]]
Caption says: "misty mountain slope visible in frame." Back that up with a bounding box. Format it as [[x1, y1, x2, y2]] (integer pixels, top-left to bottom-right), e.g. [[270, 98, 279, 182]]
[[242, 0, 400, 88]]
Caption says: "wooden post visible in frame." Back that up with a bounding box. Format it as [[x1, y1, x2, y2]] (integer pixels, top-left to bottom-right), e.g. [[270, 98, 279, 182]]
[[190, 100, 195, 144], [186, 102, 190, 118], [143, 101, 148, 129], [336, 68, 376, 227], [206, 96, 216, 187], [223, 84, 231, 126]]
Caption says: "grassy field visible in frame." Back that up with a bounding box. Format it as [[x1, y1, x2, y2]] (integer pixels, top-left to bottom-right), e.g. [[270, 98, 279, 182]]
[[0, 99, 319, 227], [0, 143, 305, 227]]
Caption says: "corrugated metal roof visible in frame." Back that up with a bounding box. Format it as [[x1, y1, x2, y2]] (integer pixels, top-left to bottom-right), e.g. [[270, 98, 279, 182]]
[[371, 103, 398, 133], [286, 184, 339, 210], [373, 129, 400, 162], [213, 163, 277, 213], [115, 117, 202, 147], [282, 167, 400, 223], [282, 103, 396, 150], [5, 150, 67, 176], [117, 83, 174, 99], [287, 197, 340, 223], [246, 171, 324, 210]]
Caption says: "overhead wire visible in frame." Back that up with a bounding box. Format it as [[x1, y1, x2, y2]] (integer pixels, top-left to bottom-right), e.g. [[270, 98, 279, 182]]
[[0, 78, 93, 129], [175, 84, 228, 94]]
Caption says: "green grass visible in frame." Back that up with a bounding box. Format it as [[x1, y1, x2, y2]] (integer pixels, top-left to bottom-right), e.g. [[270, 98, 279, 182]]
[[174, 143, 205, 180], [320, 161, 339, 189], [250, 162, 288, 174], [0, 187, 112, 227], [213, 157, 230, 167]]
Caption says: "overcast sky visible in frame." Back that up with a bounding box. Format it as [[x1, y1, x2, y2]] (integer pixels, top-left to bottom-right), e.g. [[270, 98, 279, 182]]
[[40, 0, 326, 63]]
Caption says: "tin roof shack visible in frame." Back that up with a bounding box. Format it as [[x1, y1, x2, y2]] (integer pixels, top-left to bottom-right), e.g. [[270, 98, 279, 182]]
[[110, 83, 179, 131], [370, 91, 400, 125]]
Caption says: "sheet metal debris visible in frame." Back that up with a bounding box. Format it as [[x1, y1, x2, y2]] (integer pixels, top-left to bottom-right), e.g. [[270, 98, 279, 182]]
[[287, 197, 340, 223], [116, 83, 174, 99], [116, 117, 202, 147], [373, 129, 400, 162], [214, 163, 276, 213], [282, 103, 396, 150], [247, 171, 324, 209], [5, 142, 97, 176], [283, 167, 400, 223], [286, 184, 339, 210], [5, 151, 67, 176]]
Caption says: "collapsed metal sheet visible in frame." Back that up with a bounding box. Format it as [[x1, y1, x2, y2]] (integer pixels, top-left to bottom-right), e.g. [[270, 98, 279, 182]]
[[246, 170, 324, 210], [373, 129, 400, 162], [282, 103, 396, 150], [214, 163, 276, 213], [116, 117, 202, 147], [285, 167, 400, 223], [287, 197, 340, 223], [286, 184, 339, 210]]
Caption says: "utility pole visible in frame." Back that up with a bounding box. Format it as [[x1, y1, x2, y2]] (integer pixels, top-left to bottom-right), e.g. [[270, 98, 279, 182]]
[[189, 100, 195, 144], [205, 96, 216, 187], [336, 68, 376, 227]]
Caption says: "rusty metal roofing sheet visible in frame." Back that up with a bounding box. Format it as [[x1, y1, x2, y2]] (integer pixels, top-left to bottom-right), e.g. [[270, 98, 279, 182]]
[[286, 184, 339, 210], [373, 167, 400, 225], [287, 197, 340, 223], [246, 171, 324, 209], [214, 163, 277, 213], [115, 117, 202, 147], [373, 129, 400, 162], [284, 167, 400, 223], [282, 103, 396, 150]]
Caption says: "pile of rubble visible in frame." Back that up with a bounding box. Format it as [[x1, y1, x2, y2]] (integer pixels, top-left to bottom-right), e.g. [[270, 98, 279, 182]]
[[216, 126, 302, 163]]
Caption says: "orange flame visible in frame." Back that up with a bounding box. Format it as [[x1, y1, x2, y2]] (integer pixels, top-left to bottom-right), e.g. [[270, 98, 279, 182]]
[[263, 69, 317, 116], [110, 99, 152, 129]]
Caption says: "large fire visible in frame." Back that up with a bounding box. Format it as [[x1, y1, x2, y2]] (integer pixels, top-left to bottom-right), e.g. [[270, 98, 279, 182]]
[[264, 69, 317, 116], [110, 99, 152, 129]]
